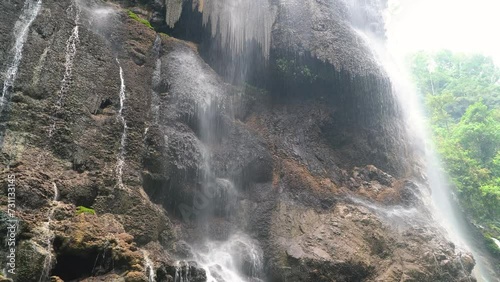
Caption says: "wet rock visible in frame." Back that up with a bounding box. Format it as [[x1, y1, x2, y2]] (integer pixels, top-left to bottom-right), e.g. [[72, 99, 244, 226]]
[[0, 0, 479, 281]]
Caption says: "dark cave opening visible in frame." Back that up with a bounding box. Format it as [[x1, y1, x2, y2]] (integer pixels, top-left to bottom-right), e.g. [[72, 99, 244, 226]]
[[99, 98, 112, 109], [51, 237, 113, 281], [51, 252, 96, 281]]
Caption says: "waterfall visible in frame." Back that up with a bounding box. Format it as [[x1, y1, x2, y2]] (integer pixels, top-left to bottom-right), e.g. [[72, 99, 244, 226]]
[[163, 46, 264, 281], [343, 1, 499, 280], [48, 1, 80, 137], [174, 261, 193, 282], [165, 0, 277, 59], [200, 0, 276, 59], [115, 59, 128, 189], [175, 232, 264, 282], [176, 104, 264, 282], [0, 0, 42, 114], [427, 153, 498, 281], [38, 183, 61, 282], [142, 250, 156, 282]]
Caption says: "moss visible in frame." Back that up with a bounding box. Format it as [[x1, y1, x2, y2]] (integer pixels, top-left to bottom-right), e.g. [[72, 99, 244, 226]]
[[76, 206, 96, 215], [127, 10, 153, 29]]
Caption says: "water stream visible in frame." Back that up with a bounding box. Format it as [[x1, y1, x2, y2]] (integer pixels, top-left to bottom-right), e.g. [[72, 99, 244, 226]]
[[115, 59, 128, 190], [163, 46, 264, 281], [48, 1, 81, 137], [0, 0, 42, 113], [151, 35, 162, 126], [188, 233, 264, 282], [38, 183, 61, 282], [142, 250, 156, 282], [186, 100, 264, 282]]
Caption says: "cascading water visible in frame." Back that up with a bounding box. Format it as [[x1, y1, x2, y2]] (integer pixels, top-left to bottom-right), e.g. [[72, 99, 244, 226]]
[[163, 46, 264, 281], [165, 0, 276, 59], [151, 35, 162, 126], [0, 0, 42, 113], [38, 183, 61, 282], [183, 99, 264, 282], [175, 232, 264, 282], [142, 250, 156, 282], [116, 59, 128, 190], [144, 35, 162, 137], [48, 1, 80, 137], [344, 1, 499, 280]]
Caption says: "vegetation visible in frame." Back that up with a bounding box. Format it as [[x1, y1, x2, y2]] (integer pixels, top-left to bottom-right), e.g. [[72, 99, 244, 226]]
[[409, 50, 500, 255], [127, 10, 153, 29], [76, 206, 96, 215]]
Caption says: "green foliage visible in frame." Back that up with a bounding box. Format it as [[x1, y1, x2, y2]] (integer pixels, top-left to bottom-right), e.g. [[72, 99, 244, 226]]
[[409, 50, 500, 120], [484, 235, 500, 258], [410, 50, 500, 248], [127, 10, 153, 29], [76, 206, 96, 215]]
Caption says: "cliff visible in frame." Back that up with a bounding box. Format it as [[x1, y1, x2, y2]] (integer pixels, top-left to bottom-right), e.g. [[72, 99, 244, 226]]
[[0, 0, 476, 281]]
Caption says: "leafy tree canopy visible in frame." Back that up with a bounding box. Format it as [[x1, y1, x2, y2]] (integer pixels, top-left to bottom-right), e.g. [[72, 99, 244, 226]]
[[409, 51, 500, 247]]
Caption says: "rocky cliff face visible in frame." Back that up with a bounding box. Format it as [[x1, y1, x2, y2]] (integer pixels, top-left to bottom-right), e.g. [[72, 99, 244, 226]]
[[0, 0, 475, 281]]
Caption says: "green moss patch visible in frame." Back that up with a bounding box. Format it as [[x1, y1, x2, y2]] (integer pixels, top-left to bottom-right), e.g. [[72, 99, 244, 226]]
[[76, 206, 96, 215], [127, 10, 153, 29]]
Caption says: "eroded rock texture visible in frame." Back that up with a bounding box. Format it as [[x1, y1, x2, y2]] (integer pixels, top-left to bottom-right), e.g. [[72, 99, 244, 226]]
[[0, 0, 476, 281]]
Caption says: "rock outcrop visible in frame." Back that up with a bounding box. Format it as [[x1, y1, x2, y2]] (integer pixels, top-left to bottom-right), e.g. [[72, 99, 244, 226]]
[[0, 0, 476, 281]]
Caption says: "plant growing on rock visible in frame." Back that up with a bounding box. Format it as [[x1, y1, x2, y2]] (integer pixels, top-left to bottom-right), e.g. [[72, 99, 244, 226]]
[[127, 10, 153, 29], [76, 206, 96, 215]]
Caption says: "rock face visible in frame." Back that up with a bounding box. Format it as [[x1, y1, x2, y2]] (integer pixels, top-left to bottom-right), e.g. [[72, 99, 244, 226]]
[[0, 0, 476, 282]]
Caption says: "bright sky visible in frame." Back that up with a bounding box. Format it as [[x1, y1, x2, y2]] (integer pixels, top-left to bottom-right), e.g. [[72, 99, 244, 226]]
[[386, 0, 500, 65]]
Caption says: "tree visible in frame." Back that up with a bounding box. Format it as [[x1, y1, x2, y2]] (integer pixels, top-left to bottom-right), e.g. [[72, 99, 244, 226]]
[[409, 51, 500, 225]]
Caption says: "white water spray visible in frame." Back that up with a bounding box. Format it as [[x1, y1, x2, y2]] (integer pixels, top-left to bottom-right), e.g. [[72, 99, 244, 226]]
[[164, 47, 265, 281], [175, 233, 264, 282], [115, 59, 128, 189], [48, 1, 80, 137], [165, 0, 276, 59], [142, 250, 156, 282], [342, 1, 499, 280], [38, 182, 61, 282], [0, 0, 42, 113], [151, 35, 162, 125]]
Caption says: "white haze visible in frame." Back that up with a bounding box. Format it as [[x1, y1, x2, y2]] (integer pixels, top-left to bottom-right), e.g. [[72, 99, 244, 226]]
[[386, 0, 500, 65]]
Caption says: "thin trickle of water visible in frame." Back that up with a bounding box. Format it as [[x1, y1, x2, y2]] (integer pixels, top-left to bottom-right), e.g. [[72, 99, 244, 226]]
[[52, 182, 59, 202], [115, 59, 128, 189], [38, 182, 61, 282], [174, 261, 191, 282], [48, 1, 81, 137], [151, 35, 162, 125], [142, 250, 156, 282], [0, 0, 42, 113]]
